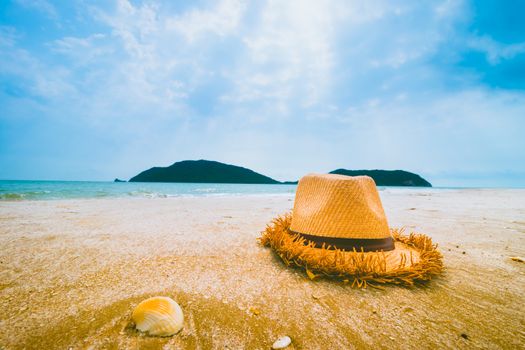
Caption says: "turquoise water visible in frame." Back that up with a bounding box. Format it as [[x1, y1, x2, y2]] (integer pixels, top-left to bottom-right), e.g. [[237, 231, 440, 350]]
[[0, 180, 298, 200], [1, 180, 495, 201]]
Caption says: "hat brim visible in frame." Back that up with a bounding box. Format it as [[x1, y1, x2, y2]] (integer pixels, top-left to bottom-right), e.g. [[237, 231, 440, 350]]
[[259, 213, 443, 287]]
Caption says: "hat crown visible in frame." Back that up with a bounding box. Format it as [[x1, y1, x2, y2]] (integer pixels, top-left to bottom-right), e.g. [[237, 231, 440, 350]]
[[290, 174, 390, 239]]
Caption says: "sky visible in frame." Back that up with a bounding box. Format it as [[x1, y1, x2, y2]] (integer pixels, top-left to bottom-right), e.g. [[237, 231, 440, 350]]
[[0, 0, 524, 187]]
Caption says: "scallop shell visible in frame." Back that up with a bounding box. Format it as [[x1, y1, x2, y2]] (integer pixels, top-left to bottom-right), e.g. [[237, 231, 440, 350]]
[[132, 296, 183, 336]]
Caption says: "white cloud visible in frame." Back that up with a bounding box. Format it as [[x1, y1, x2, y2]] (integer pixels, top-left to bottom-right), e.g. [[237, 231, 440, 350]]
[[166, 0, 246, 42], [434, 0, 466, 18], [0, 27, 76, 100], [0, 26, 20, 47], [223, 0, 338, 109], [51, 34, 110, 64], [467, 35, 525, 64]]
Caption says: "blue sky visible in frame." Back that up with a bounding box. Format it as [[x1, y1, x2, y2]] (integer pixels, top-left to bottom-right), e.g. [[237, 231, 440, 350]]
[[0, 0, 524, 186]]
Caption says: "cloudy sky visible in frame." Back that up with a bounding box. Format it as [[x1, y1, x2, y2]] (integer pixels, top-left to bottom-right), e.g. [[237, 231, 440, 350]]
[[0, 0, 524, 186]]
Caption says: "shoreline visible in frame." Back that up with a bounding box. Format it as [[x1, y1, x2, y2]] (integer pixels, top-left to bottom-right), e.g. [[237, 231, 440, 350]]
[[1, 191, 524, 349], [3, 179, 525, 203]]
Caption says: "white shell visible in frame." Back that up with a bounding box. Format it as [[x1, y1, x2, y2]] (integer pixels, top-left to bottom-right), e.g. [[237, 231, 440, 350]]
[[132, 296, 183, 336], [272, 335, 292, 349]]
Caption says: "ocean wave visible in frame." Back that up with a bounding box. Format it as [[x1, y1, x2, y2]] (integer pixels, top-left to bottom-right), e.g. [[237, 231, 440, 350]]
[[127, 190, 172, 198], [0, 193, 26, 200], [0, 191, 51, 200], [0, 181, 298, 200], [194, 188, 218, 193]]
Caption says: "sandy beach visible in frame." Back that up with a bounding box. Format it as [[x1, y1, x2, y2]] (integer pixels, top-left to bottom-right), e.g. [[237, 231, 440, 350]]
[[1, 189, 524, 349]]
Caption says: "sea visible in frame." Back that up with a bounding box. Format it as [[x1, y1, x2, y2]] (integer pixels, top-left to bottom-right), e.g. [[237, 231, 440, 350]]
[[0, 180, 480, 201], [0, 180, 298, 201]]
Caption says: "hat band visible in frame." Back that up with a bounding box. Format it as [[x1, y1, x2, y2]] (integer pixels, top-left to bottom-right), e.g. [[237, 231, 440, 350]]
[[291, 230, 395, 252]]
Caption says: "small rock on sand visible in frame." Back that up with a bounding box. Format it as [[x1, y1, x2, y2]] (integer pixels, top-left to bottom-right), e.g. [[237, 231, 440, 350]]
[[249, 306, 261, 316], [272, 336, 292, 349]]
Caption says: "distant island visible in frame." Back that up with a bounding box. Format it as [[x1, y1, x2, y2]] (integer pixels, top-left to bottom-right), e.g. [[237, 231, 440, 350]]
[[330, 169, 432, 187], [128, 159, 432, 187], [129, 160, 279, 184]]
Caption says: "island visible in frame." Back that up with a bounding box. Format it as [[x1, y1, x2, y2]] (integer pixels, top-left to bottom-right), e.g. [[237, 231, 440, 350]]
[[129, 160, 280, 184], [114, 178, 126, 183], [128, 160, 432, 187], [329, 169, 432, 187]]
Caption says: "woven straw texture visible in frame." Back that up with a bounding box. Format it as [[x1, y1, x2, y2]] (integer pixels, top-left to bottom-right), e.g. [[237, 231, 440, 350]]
[[290, 174, 390, 239], [260, 214, 443, 287]]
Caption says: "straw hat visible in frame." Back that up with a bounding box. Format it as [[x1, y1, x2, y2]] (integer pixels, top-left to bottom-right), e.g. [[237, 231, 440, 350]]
[[260, 174, 443, 287]]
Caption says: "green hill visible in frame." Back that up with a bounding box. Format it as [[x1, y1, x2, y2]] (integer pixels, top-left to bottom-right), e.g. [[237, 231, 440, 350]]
[[129, 160, 279, 184], [329, 169, 431, 187]]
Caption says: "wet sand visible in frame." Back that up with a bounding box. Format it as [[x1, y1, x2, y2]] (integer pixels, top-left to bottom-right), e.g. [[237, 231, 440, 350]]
[[1, 189, 524, 349]]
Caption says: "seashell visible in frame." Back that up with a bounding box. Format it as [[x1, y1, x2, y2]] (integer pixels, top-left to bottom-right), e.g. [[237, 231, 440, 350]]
[[272, 335, 292, 349], [132, 296, 183, 336]]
